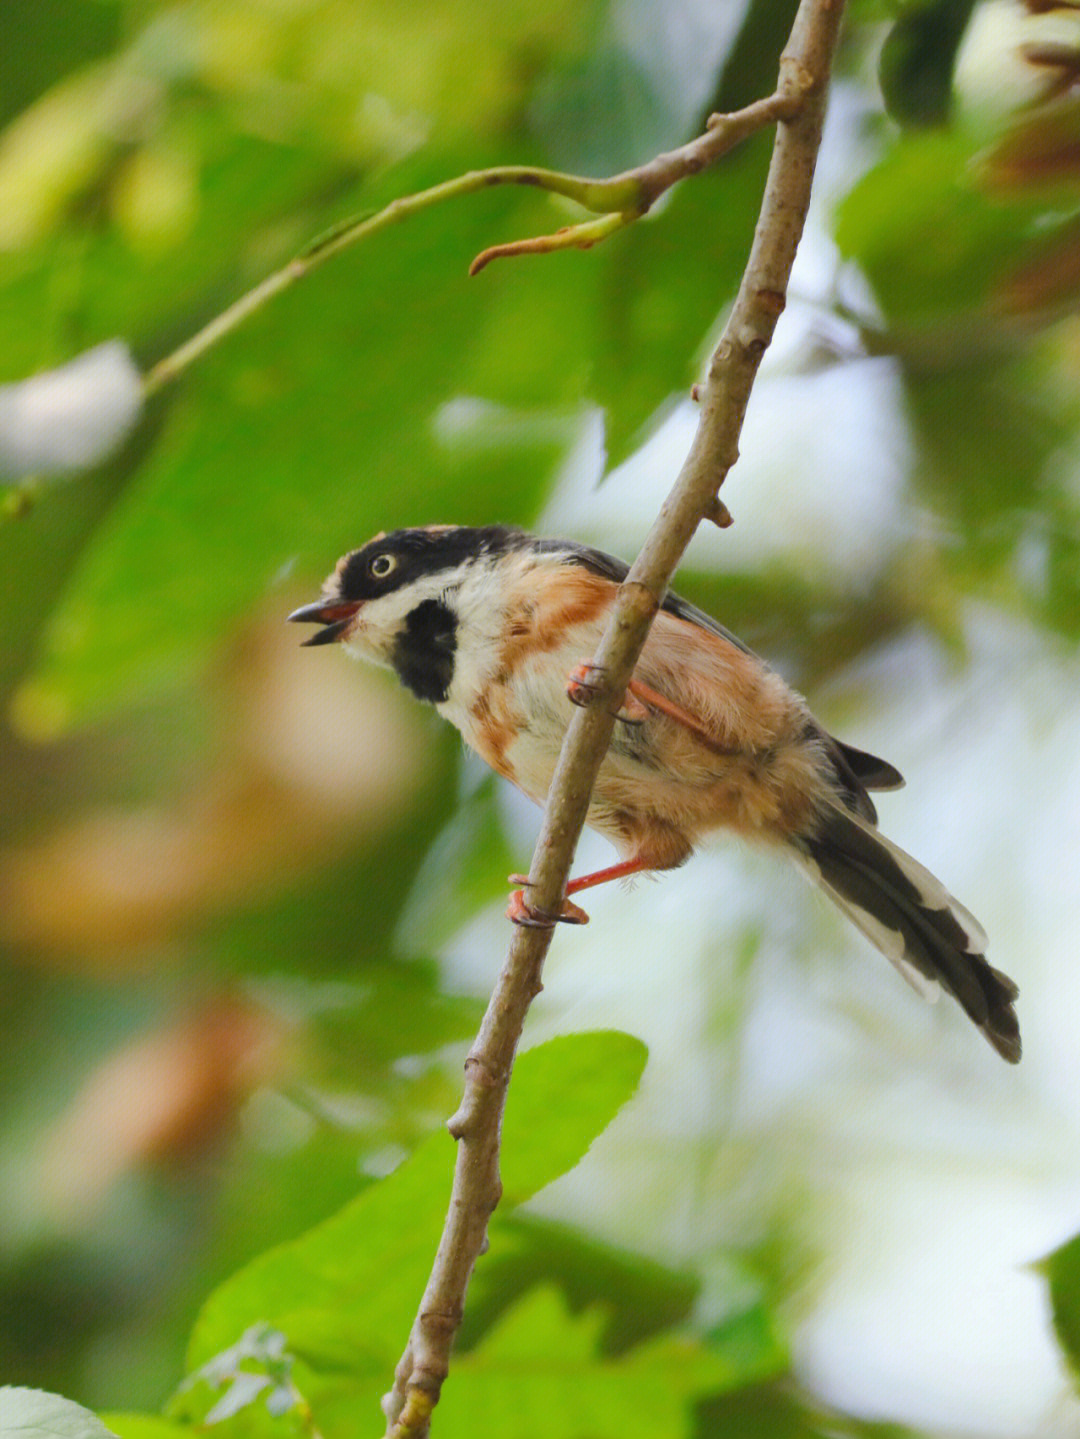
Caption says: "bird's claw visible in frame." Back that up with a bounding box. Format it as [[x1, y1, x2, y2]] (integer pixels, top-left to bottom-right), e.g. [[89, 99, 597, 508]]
[[506, 876, 590, 928], [566, 661, 648, 725]]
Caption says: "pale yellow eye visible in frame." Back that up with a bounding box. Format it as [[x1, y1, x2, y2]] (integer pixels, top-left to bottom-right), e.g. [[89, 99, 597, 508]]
[[370, 553, 397, 578]]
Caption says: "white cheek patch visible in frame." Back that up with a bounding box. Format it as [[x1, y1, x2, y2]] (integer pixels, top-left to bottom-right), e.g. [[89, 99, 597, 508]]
[[339, 561, 476, 666]]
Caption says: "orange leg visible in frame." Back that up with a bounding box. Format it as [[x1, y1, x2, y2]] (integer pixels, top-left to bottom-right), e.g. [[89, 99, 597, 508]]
[[566, 661, 732, 754], [506, 856, 653, 928], [625, 677, 734, 754]]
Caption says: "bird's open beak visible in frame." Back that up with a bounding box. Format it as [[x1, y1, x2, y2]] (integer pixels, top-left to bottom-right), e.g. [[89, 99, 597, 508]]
[[287, 597, 362, 647]]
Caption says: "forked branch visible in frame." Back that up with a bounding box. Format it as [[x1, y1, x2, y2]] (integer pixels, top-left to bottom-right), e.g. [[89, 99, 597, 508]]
[[382, 1, 847, 1435], [142, 90, 802, 398]]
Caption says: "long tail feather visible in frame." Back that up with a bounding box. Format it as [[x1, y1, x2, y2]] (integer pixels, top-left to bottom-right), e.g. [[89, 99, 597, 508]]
[[799, 808, 1020, 1063]]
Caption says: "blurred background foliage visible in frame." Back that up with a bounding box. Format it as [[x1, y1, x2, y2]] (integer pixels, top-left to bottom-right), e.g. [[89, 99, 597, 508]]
[[4, 0, 1080, 1435]]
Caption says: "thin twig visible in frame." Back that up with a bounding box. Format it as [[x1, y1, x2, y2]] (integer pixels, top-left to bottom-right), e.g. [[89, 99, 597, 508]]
[[381, 1, 846, 1435], [142, 93, 796, 398]]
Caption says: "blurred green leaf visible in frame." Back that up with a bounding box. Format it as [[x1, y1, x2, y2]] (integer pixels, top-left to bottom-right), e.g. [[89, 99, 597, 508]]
[[181, 1092, 442, 1377], [836, 120, 1080, 353], [835, 129, 1034, 333], [102, 1418, 194, 1439], [704, 1301, 788, 1388], [395, 776, 520, 954], [17, 167, 569, 730], [175, 1324, 303, 1427], [1039, 1231, 1080, 1386], [290, 1208, 782, 1434], [294, 1285, 758, 1439], [462, 1214, 700, 1355], [698, 1384, 820, 1439], [708, 0, 797, 113], [899, 346, 1080, 637], [877, 0, 976, 128], [697, 1383, 926, 1438], [593, 146, 768, 467], [0, 2, 121, 128]]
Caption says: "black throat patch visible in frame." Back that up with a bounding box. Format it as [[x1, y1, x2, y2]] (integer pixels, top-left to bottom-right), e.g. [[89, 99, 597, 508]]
[[391, 598, 458, 704]]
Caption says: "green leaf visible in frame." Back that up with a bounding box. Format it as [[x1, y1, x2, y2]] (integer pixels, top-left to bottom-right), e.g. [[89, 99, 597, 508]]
[[877, 0, 976, 128], [710, 0, 798, 113], [413, 1286, 743, 1439], [0, 1389, 118, 1439], [185, 1031, 647, 1378], [500, 1031, 647, 1203], [897, 347, 1080, 638], [593, 147, 768, 468], [452, 147, 769, 474], [836, 130, 1021, 328], [460, 1214, 700, 1355], [174, 1325, 301, 1427], [832, 123, 1080, 353], [0, 1, 121, 129], [395, 776, 520, 953], [1038, 1231, 1080, 1384], [99, 1419, 192, 1439]]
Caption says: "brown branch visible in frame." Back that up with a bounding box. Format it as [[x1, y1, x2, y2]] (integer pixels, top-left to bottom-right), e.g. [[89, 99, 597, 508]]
[[382, 2, 846, 1434]]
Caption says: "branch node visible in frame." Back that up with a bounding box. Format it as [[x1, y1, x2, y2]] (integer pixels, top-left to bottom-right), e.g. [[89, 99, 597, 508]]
[[736, 325, 767, 358], [448, 1057, 500, 1136], [757, 287, 786, 317], [619, 581, 660, 625], [779, 54, 818, 98], [463, 1054, 499, 1087], [419, 1309, 462, 1342], [706, 496, 735, 529]]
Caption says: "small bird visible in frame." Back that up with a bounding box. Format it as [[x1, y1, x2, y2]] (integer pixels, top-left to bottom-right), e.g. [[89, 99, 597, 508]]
[[289, 524, 1020, 1063]]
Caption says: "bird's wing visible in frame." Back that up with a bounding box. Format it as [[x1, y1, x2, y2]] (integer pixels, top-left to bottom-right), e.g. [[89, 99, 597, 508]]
[[535, 537, 755, 656]]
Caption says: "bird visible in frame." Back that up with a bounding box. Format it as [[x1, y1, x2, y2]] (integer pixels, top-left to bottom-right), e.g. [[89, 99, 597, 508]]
[[288, 523, 1021, 1063]]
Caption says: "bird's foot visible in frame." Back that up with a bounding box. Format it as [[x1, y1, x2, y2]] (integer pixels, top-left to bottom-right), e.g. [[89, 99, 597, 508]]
[[506, 875, 590, 928], [566, 661, 649, 725]]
